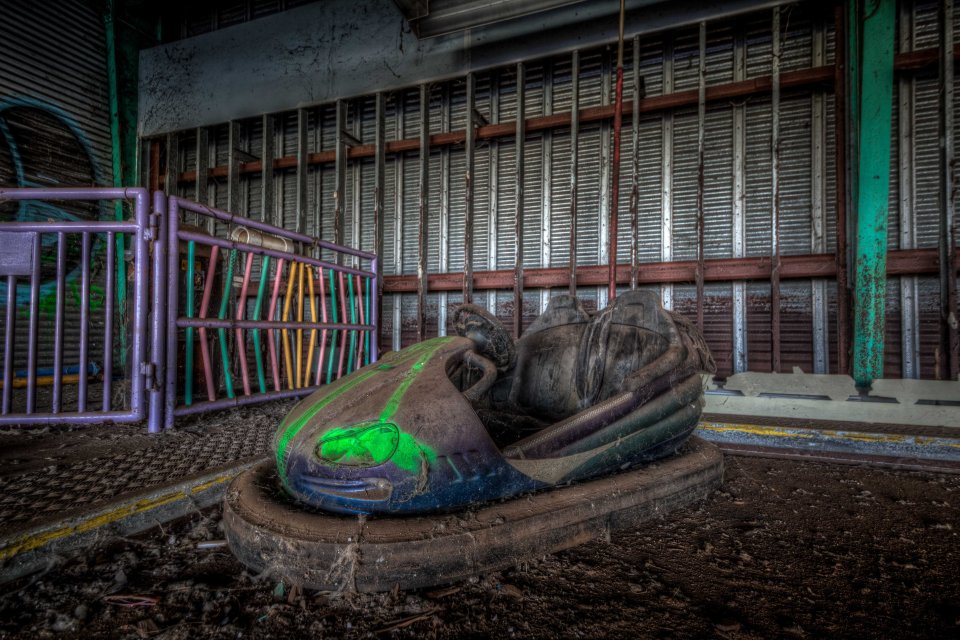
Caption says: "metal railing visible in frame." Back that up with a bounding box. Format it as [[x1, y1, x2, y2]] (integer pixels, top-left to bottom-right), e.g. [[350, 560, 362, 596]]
[[164, 197, 379, 427], [0, 187, 163, 428], [0, 189, 379, 432]]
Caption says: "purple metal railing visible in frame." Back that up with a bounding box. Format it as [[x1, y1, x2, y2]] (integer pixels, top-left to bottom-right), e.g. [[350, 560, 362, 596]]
[[0, 189, 378, 431], [0, 188, 165, 431], [164, 197, 379, 427]]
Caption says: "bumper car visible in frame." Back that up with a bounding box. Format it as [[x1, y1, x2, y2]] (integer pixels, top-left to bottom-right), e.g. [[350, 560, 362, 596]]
[[224, 290, 723, 591]]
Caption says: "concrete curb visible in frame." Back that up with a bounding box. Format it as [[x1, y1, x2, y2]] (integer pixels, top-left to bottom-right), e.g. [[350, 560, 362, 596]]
[[696, 421, 960, 471], [0, 457, 267, 585]]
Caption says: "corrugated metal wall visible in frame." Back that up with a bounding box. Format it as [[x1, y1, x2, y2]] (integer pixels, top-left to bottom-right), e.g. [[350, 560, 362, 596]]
[[152, 0, 958, 380], [0, 0, 115, 376]]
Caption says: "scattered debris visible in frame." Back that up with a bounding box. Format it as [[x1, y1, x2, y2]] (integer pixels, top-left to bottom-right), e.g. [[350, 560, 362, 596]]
[[0, 456, 957, 639]]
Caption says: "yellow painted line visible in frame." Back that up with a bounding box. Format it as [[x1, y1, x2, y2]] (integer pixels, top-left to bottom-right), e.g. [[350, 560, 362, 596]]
[[190, 473, 235, 495], [698, 423, 814, 439], [820, 430, 907, 444], [700, 421, 960, 449], [0, 473, 237, 562]]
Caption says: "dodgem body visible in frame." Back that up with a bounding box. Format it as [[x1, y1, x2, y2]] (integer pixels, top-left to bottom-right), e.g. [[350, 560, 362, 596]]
[[273, 289, 715, 515]]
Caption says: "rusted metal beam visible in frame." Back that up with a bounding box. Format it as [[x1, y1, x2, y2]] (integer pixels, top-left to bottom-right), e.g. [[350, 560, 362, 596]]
[[164, 49, 960, 193], [260, 114, 275, 225], [569, 50, 580, 297], [835, 2, 850, 376], [382, 248, 957, 293], [464, 73, 475, 304], [695, 21, 706, 332], [608, 0, 626, 302], [295, 110, 308, 236], [374, 92, 385, 355], [417, 84, 429, 343], [164, 133, 179, 198], [771, 7, 782, 373], [149, 140, 161, 192], [894, 42, 960, 71], [513, 62, 525, 339], [940, 0, 959, 380], [169, 65, 836, 187], [334, 100, 347, 255], [228, 120, 242, 216], [629, 38, 640, 292]]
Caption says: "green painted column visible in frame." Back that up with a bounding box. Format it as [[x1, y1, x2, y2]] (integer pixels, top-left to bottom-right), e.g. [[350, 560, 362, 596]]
[[851, 0, 895, 388], [104, 0, 129, 367], [105, 1, 156, 370]]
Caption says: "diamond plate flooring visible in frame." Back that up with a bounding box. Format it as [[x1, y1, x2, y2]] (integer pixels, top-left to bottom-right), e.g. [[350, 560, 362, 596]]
[[0, 400, 296, 537]]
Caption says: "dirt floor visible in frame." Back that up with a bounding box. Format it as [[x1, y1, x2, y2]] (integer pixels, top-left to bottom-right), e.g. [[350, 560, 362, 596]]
[[0, 454, 958, 640]]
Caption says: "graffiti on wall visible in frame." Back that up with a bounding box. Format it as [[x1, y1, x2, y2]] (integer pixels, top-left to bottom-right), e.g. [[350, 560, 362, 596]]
[[0, 97, 109, 308]]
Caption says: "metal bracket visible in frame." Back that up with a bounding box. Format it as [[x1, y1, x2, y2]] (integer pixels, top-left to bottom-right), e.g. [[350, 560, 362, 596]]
[[472, 108, 489, 127], [339, 129, 362, 148], [0, 231, 37, 276], [145, 212, 162, 241], [140, 362, 156, 389]]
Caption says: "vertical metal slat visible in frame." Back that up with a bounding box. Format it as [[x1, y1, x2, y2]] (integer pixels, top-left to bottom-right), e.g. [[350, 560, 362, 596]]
[[228, 120, 241, 214], [630, 38, 640, 291], [661, 38, 674, 310], [514, 62, 526, 337], [899, 3, 920, 379], [296, 108, 309, 237], [812, 18, 829, 374], [103, 232, 115, 411], [696, 21, 707, 331], [488, 72, 500, 315], [439, 83, 450, 336], [569, 52, 580, 297], [418, 84, 429, 342], [52, 232, 67, 413], [940, 0, 959, 379], [26, 233, 41, 414], [598, 52, 611, 310], [464, 73, 476, 304], [541, 64, 554, 313], [393, 95, 404, 351], [732, 29, 748, 373], [195, 127, 211, 232], [374, 92, 385, 355], [261, 114, 276, 225], [335, 100, 348, 255], [2, 275, 15, 414], [771, 7, 783, 373]]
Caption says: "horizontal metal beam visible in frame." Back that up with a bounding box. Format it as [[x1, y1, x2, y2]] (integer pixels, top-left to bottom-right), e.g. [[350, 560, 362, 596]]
[[381, 248, 959, 293], [894, 42, 960, 71], [165, 39, 960, 189], [168, 65, 835, 187]]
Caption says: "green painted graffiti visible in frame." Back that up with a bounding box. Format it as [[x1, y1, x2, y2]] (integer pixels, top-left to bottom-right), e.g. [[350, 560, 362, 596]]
[[36, 281, 107, 316], [274, 337, 454, 484], [274, 368, 380, 482], [316, 421, 436, 474]]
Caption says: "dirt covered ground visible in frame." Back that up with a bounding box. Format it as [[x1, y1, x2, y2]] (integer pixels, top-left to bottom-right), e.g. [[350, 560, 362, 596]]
[[0, 454, 958, 640]]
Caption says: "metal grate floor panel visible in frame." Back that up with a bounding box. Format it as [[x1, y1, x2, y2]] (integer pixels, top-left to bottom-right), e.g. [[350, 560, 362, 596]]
[[0, 400, 295, 537]]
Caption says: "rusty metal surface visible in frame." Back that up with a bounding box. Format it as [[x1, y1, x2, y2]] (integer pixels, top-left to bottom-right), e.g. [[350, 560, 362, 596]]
[[148, 4, 959, 387], [770, 6, 782, 373], [834, 2, 850, 376], [382, 249, 958, 293], [417, 85, 429, 343], [166, 67, 837, 189], [513, 63, 525, 339]]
